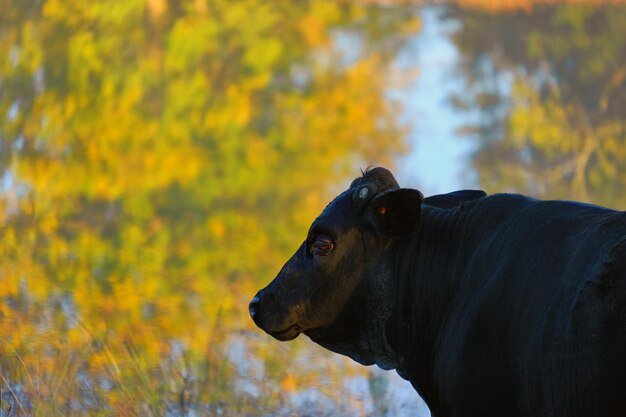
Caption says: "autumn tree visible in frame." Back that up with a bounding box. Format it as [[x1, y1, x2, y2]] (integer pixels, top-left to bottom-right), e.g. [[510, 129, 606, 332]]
[[447, 4, 626, 207], [0, 0, 420, 413]]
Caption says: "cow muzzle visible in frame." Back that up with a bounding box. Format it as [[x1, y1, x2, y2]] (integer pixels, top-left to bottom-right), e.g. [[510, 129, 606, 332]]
[[249, 290, 302, 341]]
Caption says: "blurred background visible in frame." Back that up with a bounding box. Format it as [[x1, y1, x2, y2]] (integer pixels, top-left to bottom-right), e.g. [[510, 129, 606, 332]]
[[1, 0, 625, 416]]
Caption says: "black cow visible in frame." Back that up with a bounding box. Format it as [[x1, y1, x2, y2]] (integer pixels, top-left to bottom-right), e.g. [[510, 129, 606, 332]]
[[249, 167, 626, 417]]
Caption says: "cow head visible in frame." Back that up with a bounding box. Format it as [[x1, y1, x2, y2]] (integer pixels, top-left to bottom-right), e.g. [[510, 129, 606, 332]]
[[249, 167, 422, 368]]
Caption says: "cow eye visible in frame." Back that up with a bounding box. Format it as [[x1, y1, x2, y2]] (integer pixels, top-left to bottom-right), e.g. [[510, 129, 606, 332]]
[[311, 235, 334, 255]]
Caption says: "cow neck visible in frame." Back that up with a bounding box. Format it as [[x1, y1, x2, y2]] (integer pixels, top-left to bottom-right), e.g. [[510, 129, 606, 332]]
[[387, 204, 470, 407]]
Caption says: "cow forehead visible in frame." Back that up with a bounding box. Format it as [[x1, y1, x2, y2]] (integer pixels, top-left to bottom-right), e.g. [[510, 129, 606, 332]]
[[319, 189, 353, 217], [312, 168, 400, 230], [313, 189, 358, 228]]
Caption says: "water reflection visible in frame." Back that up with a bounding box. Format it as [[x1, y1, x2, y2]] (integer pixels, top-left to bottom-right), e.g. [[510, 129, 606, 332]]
[[0, 1, 419, 415], [396, 6, 476, 195], [445, 3, 626, 206], [1, 1, 625, 416]]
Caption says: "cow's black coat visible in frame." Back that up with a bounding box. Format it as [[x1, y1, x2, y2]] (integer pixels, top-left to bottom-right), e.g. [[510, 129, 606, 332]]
[[250, 167, 626, 417]]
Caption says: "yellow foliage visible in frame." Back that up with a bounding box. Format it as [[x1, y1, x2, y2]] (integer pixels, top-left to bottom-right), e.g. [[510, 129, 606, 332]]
[[300, 14, 330, 47], [455, 0, 626, 12], [208, 218, 226, 240], [280, 373, 298, 392], [0, 0, 417, 413]]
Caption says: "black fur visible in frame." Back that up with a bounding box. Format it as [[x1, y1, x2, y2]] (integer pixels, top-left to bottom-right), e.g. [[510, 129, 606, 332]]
[[423, 189, 486, 209]]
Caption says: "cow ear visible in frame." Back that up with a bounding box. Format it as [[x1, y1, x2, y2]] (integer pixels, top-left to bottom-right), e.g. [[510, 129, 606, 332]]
[[368, 188, 423, 236]]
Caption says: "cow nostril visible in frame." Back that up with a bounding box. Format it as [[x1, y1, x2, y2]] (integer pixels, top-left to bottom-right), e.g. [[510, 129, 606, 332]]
[[249, 296, 261, 319]]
